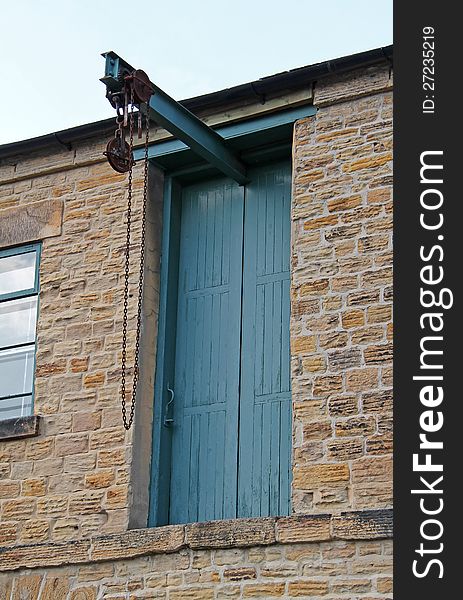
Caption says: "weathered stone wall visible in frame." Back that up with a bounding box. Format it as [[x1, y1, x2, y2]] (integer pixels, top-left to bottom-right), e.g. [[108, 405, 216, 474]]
[[0, 62, 393, 597], [291, 65, 393, 515], [0, 138, 156, 545], [0, 528, 393, 599]]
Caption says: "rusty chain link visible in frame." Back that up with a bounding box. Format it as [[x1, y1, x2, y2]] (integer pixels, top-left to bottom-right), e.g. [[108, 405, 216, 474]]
[[120, 86, 150, 430]]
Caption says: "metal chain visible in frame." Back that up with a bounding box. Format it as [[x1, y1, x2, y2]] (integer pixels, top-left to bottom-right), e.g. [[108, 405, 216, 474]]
[[120, 86, 150, 430]]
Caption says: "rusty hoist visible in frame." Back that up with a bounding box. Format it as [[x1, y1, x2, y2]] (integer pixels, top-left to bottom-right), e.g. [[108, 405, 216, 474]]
[[100, 52, 248, 430], [103, 65, 154, 430]]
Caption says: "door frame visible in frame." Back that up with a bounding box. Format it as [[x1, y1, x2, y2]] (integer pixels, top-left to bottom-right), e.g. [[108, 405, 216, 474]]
[[148, 105, 316, 527]]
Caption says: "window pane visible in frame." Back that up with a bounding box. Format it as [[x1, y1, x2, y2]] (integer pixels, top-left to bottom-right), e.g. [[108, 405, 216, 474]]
[[0, 394, 32, 420], [0, 251, 36, 295], [0, 345, 34, 398], [0, 297, 37, 348]]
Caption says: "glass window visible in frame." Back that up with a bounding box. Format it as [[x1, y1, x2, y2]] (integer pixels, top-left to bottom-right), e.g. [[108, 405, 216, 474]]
[[0, 245, 40, 420], [0, 297, 38, 348], [0, 251, 37, 296]]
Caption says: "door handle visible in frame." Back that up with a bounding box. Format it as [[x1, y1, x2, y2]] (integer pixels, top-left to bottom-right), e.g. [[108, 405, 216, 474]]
[[164, 385, 174, 427]]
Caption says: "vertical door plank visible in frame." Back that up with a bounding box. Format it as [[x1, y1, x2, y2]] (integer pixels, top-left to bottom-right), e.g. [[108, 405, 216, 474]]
[[169, 178, 243, 524], [238, 161, 292, 518]]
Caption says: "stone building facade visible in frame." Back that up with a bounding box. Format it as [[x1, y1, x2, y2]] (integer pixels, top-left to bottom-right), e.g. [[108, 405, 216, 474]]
[[0, 48, 393, 598]]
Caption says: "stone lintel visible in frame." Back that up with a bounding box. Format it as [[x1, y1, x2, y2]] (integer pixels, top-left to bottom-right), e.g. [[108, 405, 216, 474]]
[[0, 198, 63, 248]]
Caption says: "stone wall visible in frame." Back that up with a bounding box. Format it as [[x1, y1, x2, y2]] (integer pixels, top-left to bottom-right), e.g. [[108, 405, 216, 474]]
[[291, 65, 393, 514], [0, 539, 393, 599], [0, 137, 157, 545], [0, 62, 393, 597], [0, 513, 392, 599]]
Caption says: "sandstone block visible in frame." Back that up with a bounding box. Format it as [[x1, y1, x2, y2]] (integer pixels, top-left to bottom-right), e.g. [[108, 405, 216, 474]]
[[186, 518, 275, 549], [1, 497, 35, 519], [346, 368, 379, 392], [332, 509, 393, 540], [22, 478, 46, 496], [351, 457, 392, 484], [85, 470, 115, 489], [347, 290, 380, 306], [0, 522, 17, 546], [0, 480, 20, 498], [287, 579, 329, 596], [291, 335, 316, 354], [242, 582, 285, 597], [341, 309, 365, 328], [276, 514, 331, 543], [223, 567, 257, 581], [83, 372, 105, 388], [327, 194, 362, 212], [299, 279, 330, 297], [293, 464, 350, 489], [37, 495, 68, 516], [69, 587, 98, 600], [169, 588, 214, 600], [328, 395, 358, 417], [313, 375, 343, 396], [91, 526, 185, 561], [10, 574, 44, 598], [327, 438, 364, 461], [331, 578, 372, 593], [71, 357, 90, 373], [55, 434, 89, 456], [104, 485, 129, 509], [362, 390, 393, 413], [303, 420, 332, 442], [41, 577, 70, 600], [364, 343, 393, 364], [335, 417, 376, 437], [301, 355, 327, 373], [328, 348, 361, 371], [72, 412, 102, 432], [303, 215, 339, 230], [68, 491, 103, 515]]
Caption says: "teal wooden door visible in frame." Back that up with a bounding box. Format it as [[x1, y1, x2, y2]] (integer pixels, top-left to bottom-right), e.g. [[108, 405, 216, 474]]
[[169, 178, 244, 524], [238, 163, 292, 517], [168, 161, 291, 524]]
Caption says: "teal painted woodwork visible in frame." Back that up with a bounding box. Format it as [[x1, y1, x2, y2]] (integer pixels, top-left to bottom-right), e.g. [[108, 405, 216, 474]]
[[152, 160, 292, 526], [169, 179, 244, 524], [238, 162, 292, 518], [149, 178, 182, 526]]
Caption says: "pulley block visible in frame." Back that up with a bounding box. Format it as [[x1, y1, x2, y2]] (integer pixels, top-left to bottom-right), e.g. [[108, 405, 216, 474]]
[[129, 70, 153, 104], [103, 137, 133, 173]]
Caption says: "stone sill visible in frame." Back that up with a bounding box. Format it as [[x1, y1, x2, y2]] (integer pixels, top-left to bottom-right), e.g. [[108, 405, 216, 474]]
[[0, 415, 41, 441], [0, 508, 393, 572]]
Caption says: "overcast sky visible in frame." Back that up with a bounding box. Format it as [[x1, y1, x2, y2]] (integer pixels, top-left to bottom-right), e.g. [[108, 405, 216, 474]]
[[0, 1, 392, 145]]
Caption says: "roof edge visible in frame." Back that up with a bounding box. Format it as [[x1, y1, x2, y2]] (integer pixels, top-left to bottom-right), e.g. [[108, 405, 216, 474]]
[[0, 45, 392, 161]]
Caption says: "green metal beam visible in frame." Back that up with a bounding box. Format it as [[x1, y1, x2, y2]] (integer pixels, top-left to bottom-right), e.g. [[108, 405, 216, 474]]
[[133, 105, 317, 163], [101, 51, 248, 185], [145, 84, 248, 184]]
